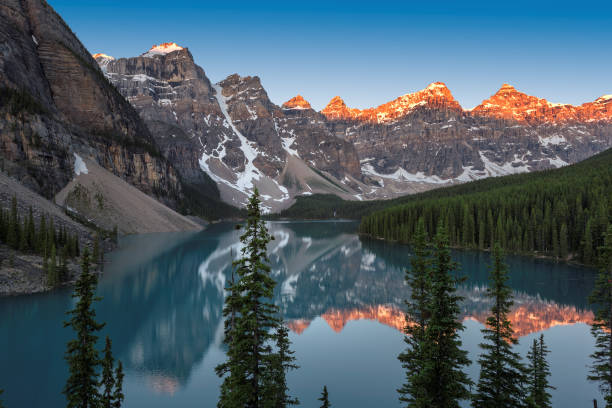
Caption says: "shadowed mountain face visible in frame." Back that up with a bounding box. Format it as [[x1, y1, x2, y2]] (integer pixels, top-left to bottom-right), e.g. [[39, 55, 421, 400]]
[[0, 0, 183, 207], [95, 47, 362, 212]]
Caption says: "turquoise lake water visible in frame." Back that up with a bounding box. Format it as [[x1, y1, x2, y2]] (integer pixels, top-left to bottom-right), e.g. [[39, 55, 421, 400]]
[[0, 221, 602, 407]]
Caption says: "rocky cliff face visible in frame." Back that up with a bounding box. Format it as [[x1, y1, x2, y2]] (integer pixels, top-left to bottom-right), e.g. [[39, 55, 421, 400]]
[[97, 47, 364, 211], [322, 83, 612, 198], [0, 0, 182, 207], [97, 39, 612, 206]]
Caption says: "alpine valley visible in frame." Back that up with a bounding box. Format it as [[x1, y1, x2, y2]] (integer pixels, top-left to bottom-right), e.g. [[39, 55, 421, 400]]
[[94, 44, 612, 212], [1, 0, 612, 219]]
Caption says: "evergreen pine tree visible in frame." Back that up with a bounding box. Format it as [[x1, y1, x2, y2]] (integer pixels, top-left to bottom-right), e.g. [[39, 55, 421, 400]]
[[63, 248, 105, 408], [7, 196, 18, 249], [27, 206, 35, 249], [584, 220, 594, 264], [421, 223, 472, 408], [398, 217, 432, 407], [318, 386, 330, 408], [0, 388, 4, 408], [101, 336, 116, 408], [526, 334, 554, 408], [93, 233, 100, 267], [59, 246, 69, 282], [265, 322, 299, 407], [38, 214, 47, 254], [216, 189, 294, 407], [48, 243, 57, 287], [472, 244, 526, 408], [112, 361, 124, 408], [588, 225, 612, 407]]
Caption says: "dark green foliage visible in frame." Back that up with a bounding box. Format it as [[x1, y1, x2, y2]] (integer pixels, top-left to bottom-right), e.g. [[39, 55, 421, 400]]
[[93, 233, 100, 266], [588, 225, 612, 407], [48, 244, 58, 287], [216, 189, 297, 407], [0, 388, 4, 408], [265, 322, 300, 407], [0, 87, 47, 115], [398, 218, 432, 407], [101, 337, 116, 408], [420, 224, 472, 407], [282, 148, 612, 226], [63, 249, 105, 408], [0, 197, 81, 284], [279, 148, 612, 264], [113, 361, 124, 408], [101, 336, 123, 408], [318, 386, 330, 408], [472, 245, 526, 408], [526, 334, 554, 408]]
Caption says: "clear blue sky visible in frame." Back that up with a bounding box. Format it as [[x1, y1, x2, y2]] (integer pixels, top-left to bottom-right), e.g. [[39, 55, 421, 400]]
[[49, 0, 612, 110]]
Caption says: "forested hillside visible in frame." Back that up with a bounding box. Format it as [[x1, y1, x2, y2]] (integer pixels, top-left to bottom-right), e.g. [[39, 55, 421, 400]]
[[359, 148, 612, 264]]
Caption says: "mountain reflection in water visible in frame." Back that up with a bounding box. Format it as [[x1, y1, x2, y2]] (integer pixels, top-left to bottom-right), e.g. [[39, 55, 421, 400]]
[[0, 221, 598, 408], [98, 221, 595, 391]]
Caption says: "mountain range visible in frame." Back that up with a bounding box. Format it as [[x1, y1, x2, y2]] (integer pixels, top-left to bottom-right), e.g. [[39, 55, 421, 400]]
[[94, 43, 612, 211], [1, 0, 611, 221]]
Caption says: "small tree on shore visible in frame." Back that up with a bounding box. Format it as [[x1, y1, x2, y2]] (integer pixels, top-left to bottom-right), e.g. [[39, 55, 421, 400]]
[[63, 248, 105, 408]]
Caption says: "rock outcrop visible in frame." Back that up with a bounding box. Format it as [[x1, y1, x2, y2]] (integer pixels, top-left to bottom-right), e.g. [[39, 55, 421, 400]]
[[97, 49, 364, 211], [0, 0, 183, 209]]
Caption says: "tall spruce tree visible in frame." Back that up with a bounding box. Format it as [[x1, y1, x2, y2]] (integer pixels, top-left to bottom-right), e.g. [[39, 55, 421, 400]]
[[112, 361, 124, 408], [63, 248, 105, 408], [265, 322, 299, 407], [397, 217, 432, 407], [216, 189, 296, 408], [318, 386, 330, 408], [421, 223, 472, 408], [526, 334, 554, 408], [588, 225, 612, 407], [101, 336, 116, 408], [472, 244, 526, 408]]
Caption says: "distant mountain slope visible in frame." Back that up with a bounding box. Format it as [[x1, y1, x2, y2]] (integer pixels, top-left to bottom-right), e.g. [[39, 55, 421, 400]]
[[359, 147, 612, 264], [95, 46, 363, 212], [323, 83, 612, 196], [94, 42, 612, 207], [278, 147, 612, 224]]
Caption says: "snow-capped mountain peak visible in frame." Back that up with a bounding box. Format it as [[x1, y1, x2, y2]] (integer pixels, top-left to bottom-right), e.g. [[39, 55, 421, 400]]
[[142, 42, 184, 57]]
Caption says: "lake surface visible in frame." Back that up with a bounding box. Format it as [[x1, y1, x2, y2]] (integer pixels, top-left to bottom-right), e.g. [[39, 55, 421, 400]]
[[0, 221, 602, 407]]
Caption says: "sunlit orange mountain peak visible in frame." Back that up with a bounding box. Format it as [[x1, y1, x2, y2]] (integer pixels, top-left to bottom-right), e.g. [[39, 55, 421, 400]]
[[321, 82, 462, 123], [282, 95, 312, 110], [91, 53, 114, 60], [321, 305, 406, 332], [289, 301, 594, 338], [143, 42, 184, 56], [286, 319, 312, 334], [471, 83, 579, 123]]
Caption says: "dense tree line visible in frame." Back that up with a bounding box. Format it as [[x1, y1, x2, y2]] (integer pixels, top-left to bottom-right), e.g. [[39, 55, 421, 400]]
[[398, 219, 555, 407], [360, 149, 612, 264], [0, 196, 84, 286]]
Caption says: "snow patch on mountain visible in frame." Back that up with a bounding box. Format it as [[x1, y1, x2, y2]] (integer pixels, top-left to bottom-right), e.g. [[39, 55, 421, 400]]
[[73, 153, 88, 176]]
